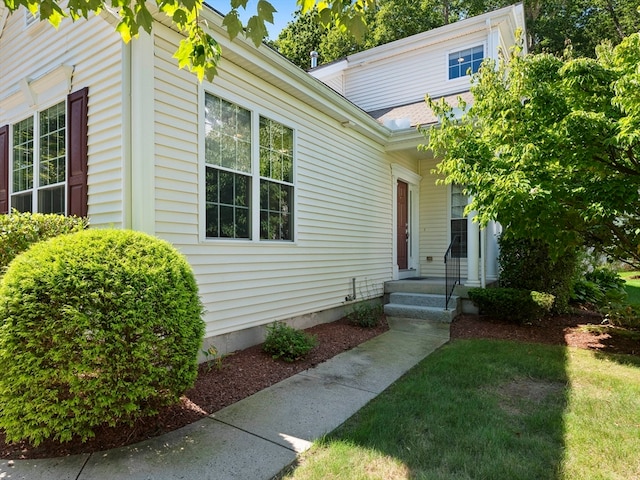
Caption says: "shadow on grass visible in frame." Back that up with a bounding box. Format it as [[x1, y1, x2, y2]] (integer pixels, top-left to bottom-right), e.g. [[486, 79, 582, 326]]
[[625, 284, 640, 305], [301, 340, 570, 480]]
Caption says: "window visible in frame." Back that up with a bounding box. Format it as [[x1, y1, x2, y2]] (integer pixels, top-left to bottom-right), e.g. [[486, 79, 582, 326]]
[[450, 184, 467, 258], [259, 117, 293, 240], [11, 102, 66, 214], [449, 45, 484, 80], [204, 92, 295, 241]]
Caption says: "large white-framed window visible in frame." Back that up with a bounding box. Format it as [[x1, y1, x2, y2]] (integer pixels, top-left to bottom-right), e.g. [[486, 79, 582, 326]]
[[11, 101, 66, 214], [448, 45, 484, 80], [203, 91, 295, 241]]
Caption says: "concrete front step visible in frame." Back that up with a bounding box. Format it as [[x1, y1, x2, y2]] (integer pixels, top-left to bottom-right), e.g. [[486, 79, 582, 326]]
[[384, 292, 461, 323], [384, 304, 458, 323], [388, 292, 458, 309]]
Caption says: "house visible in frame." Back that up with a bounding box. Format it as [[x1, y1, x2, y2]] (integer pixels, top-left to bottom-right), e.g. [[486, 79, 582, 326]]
[[0, 3, 525, 354]]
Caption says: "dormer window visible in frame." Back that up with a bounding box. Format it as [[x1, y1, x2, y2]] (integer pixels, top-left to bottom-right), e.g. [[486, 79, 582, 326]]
[[448, 45, 484, 79]]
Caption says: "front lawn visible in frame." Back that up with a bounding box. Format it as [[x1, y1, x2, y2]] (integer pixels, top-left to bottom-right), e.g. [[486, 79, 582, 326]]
[[619, 271, 640, 305], [281, 339, 640, 480]]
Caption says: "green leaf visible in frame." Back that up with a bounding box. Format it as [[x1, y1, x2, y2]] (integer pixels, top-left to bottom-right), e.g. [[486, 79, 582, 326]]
[[245, 15, 268, 47], [230, 0, 248, 8], [222, 11, 243, 40], [257, 0, 276, 24]]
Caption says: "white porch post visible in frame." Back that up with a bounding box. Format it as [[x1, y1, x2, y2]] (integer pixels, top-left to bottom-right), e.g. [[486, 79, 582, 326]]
[[466, 210, 481, 287]]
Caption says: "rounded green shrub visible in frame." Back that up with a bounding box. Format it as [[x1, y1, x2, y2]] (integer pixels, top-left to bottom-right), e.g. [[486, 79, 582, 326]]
[[0, 210, 88, 275], [263, 322, 317, 362], [0, 229, 204, 446], [498, 236, 576, 313], [468, 287, 555, 325]]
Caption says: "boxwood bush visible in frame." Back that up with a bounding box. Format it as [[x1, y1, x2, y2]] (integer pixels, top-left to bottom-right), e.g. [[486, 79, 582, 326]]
[[0, 229, 204, 446], [498, 236, 576, 313], [0, 210, 88, 274], [468, 287, 555, 325]]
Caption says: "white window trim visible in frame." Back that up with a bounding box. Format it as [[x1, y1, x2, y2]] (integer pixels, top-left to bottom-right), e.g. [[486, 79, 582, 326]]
[[445, 42, 486, 83], [9, 100, 68, 215], [199, 87, 298, 244]]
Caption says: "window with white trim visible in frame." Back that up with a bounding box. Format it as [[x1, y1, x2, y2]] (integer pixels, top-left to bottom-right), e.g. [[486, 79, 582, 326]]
[[11, 102, 66, 214], [450, 184, 467, 258], [448, 45, 484, 79], [204, 92, 294, 241]]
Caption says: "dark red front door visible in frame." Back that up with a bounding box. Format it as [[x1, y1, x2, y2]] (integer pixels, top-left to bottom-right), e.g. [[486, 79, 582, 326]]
[[397, 180, 408, 270]]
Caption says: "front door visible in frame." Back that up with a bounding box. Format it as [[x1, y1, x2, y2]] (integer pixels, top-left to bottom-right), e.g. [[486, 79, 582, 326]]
[[397, 180, 409, 270]]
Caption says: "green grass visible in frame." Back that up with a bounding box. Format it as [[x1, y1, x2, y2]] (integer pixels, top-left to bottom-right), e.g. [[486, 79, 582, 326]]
[[619, 271, 640, 305], [282, 340, 640, 480]]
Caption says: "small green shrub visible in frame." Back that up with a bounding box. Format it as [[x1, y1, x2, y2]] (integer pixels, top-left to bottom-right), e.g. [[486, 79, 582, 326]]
[[0, 229, 204, 446], [572, 267, 627, 306], [498, 236, 576, 313], [468, 287, 555, 325], [263, 322, 318, 362], [347, 302, 383, 328], [0, 210, 88, 274], [601, 303, 640, 329]]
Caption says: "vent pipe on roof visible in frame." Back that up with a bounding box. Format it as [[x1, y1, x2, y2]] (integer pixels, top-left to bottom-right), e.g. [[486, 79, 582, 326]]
[[310, 51, 319, 69]]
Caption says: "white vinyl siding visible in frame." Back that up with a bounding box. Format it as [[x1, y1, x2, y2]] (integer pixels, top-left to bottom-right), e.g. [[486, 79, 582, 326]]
[[344, 30, 487, 112], [0, 11, 125, 227], [153, 26, 391, 339]]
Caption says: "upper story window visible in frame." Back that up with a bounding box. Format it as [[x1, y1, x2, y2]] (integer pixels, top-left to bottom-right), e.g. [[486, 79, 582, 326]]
[[204, 92, 295, 241], [448, 45, 484, 80], [11, 102, 66, 214]]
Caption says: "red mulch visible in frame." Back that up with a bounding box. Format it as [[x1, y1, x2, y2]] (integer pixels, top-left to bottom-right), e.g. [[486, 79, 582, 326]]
[[1, 308, 638, 460]]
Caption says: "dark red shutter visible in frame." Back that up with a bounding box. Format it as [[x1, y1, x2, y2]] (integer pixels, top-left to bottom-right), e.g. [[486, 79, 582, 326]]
[[67, 87, 89, 217], [0, 125, 9, 214]]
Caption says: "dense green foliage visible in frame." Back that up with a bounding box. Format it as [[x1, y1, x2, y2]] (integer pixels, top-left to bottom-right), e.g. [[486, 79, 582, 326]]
[[0, 211, 88, 274], [263, 321, 318, 362], [468, 287, 555, 324], [275, 0, 639, 69], [572, 266, 627, 305], [498, 237, 576, 313], [0, 229, 204, 445], [426, 33, 640, 270], [347, 302, 383, 328]]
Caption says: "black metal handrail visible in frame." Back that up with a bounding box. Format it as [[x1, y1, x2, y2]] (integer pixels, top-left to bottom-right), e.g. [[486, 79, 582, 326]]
[[444, 235, 461, 310]]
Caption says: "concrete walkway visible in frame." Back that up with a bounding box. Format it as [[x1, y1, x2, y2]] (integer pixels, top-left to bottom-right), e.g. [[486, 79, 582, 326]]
[[0, 318, 450, 480]]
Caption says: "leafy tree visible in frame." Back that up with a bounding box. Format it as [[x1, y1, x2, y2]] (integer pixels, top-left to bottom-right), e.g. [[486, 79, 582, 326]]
[[526, 0, 640, 57], [424, 33, 640, 268], [272, 8, 325, 69], [0, 0, 373, 81]]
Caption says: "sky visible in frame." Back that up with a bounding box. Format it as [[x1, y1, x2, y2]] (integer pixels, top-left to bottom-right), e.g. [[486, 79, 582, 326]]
[[226, 0, 299, 39]]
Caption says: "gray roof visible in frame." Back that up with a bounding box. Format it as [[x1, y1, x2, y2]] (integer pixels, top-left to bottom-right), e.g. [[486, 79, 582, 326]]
[[367, 91, 474, 128]]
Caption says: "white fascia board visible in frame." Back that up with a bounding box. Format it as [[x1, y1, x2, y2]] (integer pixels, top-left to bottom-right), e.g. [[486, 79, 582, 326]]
[[308, 59, 348, 79]]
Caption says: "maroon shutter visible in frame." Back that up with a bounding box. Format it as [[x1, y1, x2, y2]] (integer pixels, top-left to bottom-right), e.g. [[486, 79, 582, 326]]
[[0, 125, 9, 214], [67, 87, 89, 217]]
